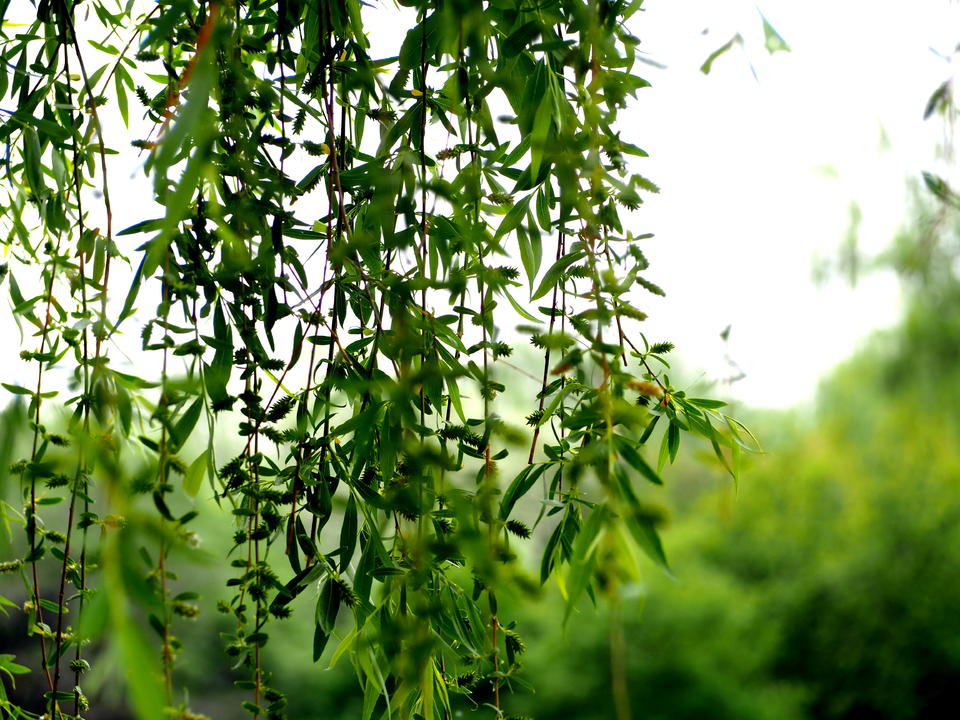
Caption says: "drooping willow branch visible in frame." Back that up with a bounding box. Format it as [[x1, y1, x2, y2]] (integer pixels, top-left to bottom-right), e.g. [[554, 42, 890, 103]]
[[0, 2, 759, 719]]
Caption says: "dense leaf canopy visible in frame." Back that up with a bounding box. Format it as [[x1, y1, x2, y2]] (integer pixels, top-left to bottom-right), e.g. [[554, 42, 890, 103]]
[[0, 1, 751, 719]]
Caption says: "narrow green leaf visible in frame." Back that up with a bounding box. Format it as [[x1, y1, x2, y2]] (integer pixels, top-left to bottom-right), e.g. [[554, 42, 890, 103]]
[[495, 193, 532, 241], [529, 88, 553, 178], [116, 71, 129, 127], [563, 505, 608, 623], [171, 397, 203, 453], [501, 285, 541, 322], [667, 420, 680, 463], [184, 450, 208, 497], [924, 80, 951, 120], [0, 655, 29, 675], [503, 20, 541, 57], [517, 222, 542, 290], [700, 34, 741, 75], [22, 126, 46, 196], [614, 435, 662, 485], [531, 250, 585, 301], [624, 509, 670, 572], [500, 463, 549, 520], [339, 494, 358, 572], [760, 12, 791, 53]]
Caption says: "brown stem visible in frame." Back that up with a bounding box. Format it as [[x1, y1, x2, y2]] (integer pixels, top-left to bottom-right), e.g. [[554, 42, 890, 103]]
[[253, 421, 263, 717], [158, 543, 174, 704], [49, 31, 87, 716], [58, 14, 117, 431], [491, 613, 500, 712], [417, 9, 430, 431], [527, 232, 566, 464], [28, 237, 64, 703]]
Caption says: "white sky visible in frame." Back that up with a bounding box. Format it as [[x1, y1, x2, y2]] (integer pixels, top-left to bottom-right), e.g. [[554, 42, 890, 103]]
[[626, 0, 959, 407]]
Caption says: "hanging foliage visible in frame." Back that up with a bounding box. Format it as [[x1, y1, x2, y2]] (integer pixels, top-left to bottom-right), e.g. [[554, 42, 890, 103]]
[[0, 0, 756, 718]]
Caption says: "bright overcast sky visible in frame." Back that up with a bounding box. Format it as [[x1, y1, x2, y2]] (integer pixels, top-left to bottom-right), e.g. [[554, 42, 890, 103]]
[[624, 0, 959, 407]]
